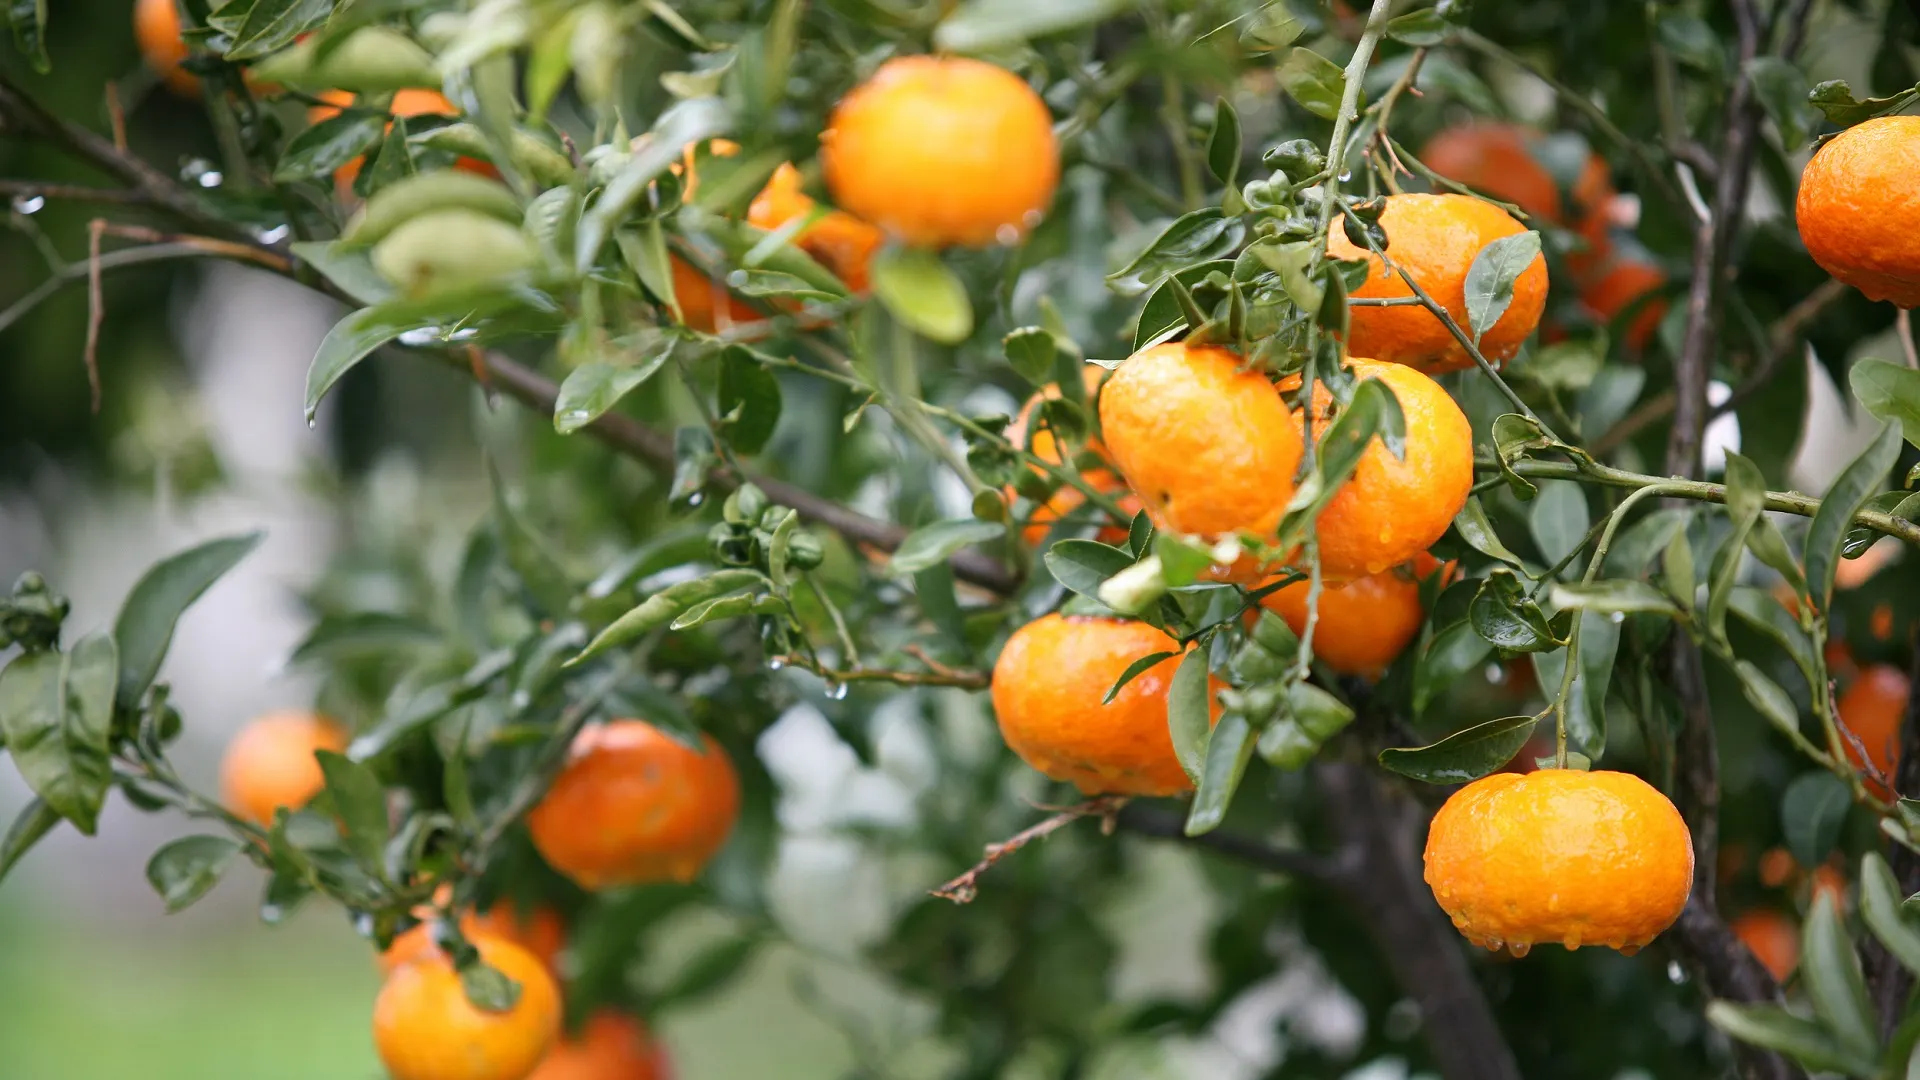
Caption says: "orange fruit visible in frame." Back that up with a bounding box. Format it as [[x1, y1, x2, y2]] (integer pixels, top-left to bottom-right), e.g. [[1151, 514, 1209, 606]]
[[1730, 910, 1799, 983], [1327, 193, 1550, 373], [1419, 123, 1614, 277], [1257, 553, 1448, 676], [667, 255, 768, 335], [1758, 846, 1798, 889], [381, 901, 567, 980], [990, 613, 1217, 796], [136, 0, 200, 98], [1280, 358, 1475, 579], [747, 162, 885, 293], [822, 56, 1059, 248], [1099, 341, 1302, 539], [1838, 663, 1909, 799], [529, 1011, 671, 1080], [374, 935, 562, 1080], [218, 711, 349, 828], [1423, 768, 1693, 954], [527, 720, 741, 890], [1796, 115, 1920, 308], [1582, 259, 1668, 353], [1005, 369, 1141, 548], [1810, 864, 1849, 912], [308, 90, 496, 189]]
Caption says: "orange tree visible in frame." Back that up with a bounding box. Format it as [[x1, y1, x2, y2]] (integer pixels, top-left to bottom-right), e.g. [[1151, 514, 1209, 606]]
[[6, 1, 1920, 1078]]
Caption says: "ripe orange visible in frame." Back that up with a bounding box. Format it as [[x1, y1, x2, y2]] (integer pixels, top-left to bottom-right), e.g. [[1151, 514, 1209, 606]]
[[1326, 193, 1550, 373], [1837, 663, 1909, 799], [1257, 553, 1448, 675], [821, 56, 1059, 248], [374, 936, 562, 1080], [1280, 358, 1475, 579], [1419, 123, 1614, 277], [1099, 342, 1302, 539], [1757, 846, 1797, 889], [529, 1010, 671, 1080], [381, 901, 567, 980], [527, 720, 741, 890], [1423, 768, 1694, 954], [1810, 864, 1849, 912], [1796, 115, 1920, 308], [218, 711, 349, 828], [1730, 910, 1799, 983], [309, 90, 495, 188], [1582, 259, 1668, 353], [667, 255, 768, 335], [136, 0, 200, 98], [1005, 369, 1141, 547], [747, 162, 885, 293], [990, 613, 1217, 796]]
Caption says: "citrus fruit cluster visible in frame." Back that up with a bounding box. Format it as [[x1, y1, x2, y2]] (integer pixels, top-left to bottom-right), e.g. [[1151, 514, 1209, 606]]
[[217, 712, 734, 1080]]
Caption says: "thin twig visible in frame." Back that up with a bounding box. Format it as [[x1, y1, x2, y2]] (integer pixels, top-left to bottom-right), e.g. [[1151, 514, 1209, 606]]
[[84, 220, 106, 413], [0, 180, 149, 206], [932, 795, 1130, 903], [770, 654, 990, 690], [105, 82, 127, 153], [1899, 308, 1918, 370]]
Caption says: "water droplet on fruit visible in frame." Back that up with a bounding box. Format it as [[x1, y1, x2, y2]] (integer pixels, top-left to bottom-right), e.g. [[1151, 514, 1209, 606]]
[[1508, 941, 1531, 958], [11, 194, 44, 215]]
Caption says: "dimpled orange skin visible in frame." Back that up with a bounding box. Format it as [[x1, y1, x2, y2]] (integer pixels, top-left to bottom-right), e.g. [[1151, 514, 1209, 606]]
[[822, 56, 1060, 248], [374, 936, 562, 1080], [1838, 663, 1909, 799], [992, 614, 1216, 796], [529, 1011, 672, 1080], [136, 0, 200, 98], [1423, 769, 1694, 955], [1005, 370, 1142, 547], [527, 720, 741, 890], [1281, 359, 1474, 579], [219, 712, 349, 828], [1796, 115, 1920, 308], [747, 163, 885, 293], [1099, 342, 1302, 539], [380, 902, 567, 980], [1258, 554, 1446, 676], [1327, 193, 1550, 373], [1582, 259, 1668, 353]]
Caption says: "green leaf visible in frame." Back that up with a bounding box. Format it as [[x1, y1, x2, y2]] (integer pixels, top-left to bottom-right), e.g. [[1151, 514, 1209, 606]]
[[290, 241, 396, 307], [1808, 79, 1920, 128], [1413, 620, 1493, 715], [1850, 358, 1920, 449], [1278, 47, 1349, 121], [0, 798, 59, 885], [1706, 1003, 1879, 1077], [1184, 712, 1253, 836], [1655, 12, 1723, 73], [1257, 683, 1357, 769], [114, 533, 263, 709], [553, 348, 673, 435], [1378, 715, 1538, 784], [1862, 853, 1920, 977], [889, 519, 1005, 577], [1002, 327, 1058, 386], [1709, 452, 1768, 642], [1728, 587, 1816, 681], [314, 751, 391, 877], [1747, 57, 1812, 148], [0, 635, 117, 835], [145, 836, 246, 914], [576, 97, 731, 270], [5, 0, 49, 72], [1601, 506, 1688, 578], [1527, 479, 1591, 571], [1738, 659, 1803, 741], [1111, 210, 1242, 285], [289, 613, 439, 666], [1043, 539, 1136, 602], [1470, 569, 1564, 652], [305, 307, 422, 422], [226, 0, 331, 60], [1783, 771, 1852, 870], [274, 111, 389, 185], [459, 959, 523, 1014], [654, 936, 760, 1008], [1205, 97, 1241, 186], [1166, 649, 1212, 785], [489, 468, 575, 617], [1806, 423, 1902, 613], [870, 246, 974, 344], [1549, 580, 1682, 615], [1530, 610, 1619, 759], [1385, 7, 1452, 46], [1463, 231, 1542, 346], [717, 347, 784, 454], [1133, 260, 1234, 353], [932, 0, 1125, 52], [570, 570, 766, 665], [1451, 497, 1526, 567], [1746, 518, 1806, 597], [1804, 885, 1878, 1061], [1104, 650, 1179, 705], [668, 592, 760, 630], [1663, 525, 1697, 610]]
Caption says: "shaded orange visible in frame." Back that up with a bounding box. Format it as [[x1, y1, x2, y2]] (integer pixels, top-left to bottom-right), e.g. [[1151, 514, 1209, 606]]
[[1280, 358, 1475, 579], [1730, 910, 1799, 983], [747, 163, 884, 293], [1005, 369, 1140, 547], [381, 901, 567, 980], [1424, 768, 1693, 954], [1099, 341, 1302, 539], [1758, 846, 1797, 889], [1810, 864, 1849, 912], [218, 711, 349, 828], [1257, 557, 1445, 676], [990, 613, 1217, 796], [1838, 663, 1909, 799], [136, 0, 201, 98], [667, 255, 770, 335], [529, 1010, 672, 1080], [374, 936, 561, 1080], [527, 720, 741, 890], [1796, 115, 1920, 308], [308, 90, 495, 188], [1582, 260, 1668, 353], [822, 56, 1059, 248], [1327, 193, 1550, 373]]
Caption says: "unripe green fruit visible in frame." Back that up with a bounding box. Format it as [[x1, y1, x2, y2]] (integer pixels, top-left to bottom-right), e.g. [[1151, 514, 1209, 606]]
[[371, 209, 539, 297], [346, 171, 523, 248], [250, 28, 437, 93]]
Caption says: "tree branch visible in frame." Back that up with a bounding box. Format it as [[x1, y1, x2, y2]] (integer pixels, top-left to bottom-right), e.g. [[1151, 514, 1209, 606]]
[[1865, 643, 1920, 1037]]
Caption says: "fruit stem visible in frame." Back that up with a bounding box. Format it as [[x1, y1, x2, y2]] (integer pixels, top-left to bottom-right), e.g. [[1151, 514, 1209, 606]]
[[1898, 308, 1918, 370]]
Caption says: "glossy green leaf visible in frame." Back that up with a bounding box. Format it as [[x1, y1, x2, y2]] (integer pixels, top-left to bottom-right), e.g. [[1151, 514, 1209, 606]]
[[1804, 886, 1878, 1060], [290, 241, 396, 307], [1808, 79, 1920, 129], [1258, 684, 1356, 769], [668, 592, 759, 631], [871, 247, 974, 344], [1184, 712, 1253, 836], [1385, 8, 1451, 46], [1727, 587, 1816, 680], [890, 519, 1006, 577], [1463, 231, 1542, 346], [1747, 57, 1813, 148], [1806, 423, 1902, 613], [0, 797, 59, 885], [459, 959, 523, 1014], [1112, 211, 1242, 286], [0, 633, 117, 835], [489, 468, 575, 617], [1549, 580, 1682, 615], [1277, 47, 1348, 121], [1527, 480, 1590, 569], [146, 835, 246, 913], [1452, 497, 1526, 567], [1706, 1002, 1879, 1077], [1044, 539, 1136, 602], [553, 348, 673, 435], [226, 0, 331, 60], [570, 570, 766, 665], [1862, 853, 1920, 977], [1378, 715, 1538, 784], [1783, 771, 1851, 870], [114, 533, 262, 708], [1166, 649, 1212, 784], [1413, 620, 1493, 715], [314, 751, 391, 877], [305, 308, 421, 422], [1470, 569, 1564, 651], [576, 98, 731, 270], [1737, 660, 1803, 741], [1133, 260, 1234, 352], [1205, 97, 1241, 186], [1002, 327, 1058, 386], [1103, 650, 1178, 705], [274, 111, 388, 184], [1851, 358, 1920, 449]]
